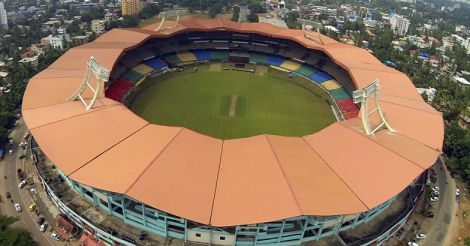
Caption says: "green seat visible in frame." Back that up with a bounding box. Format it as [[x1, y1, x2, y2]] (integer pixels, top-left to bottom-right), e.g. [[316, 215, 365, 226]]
[[329, 88, 352, 101], [122, 70, 143, 83], [212, 51, 229, 61], [296, 65, 318, 77], [165, 54, 181, 64], [250, 52, 267, 64]]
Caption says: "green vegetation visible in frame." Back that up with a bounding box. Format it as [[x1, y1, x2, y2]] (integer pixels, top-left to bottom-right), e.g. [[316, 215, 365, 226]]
[[130, 64, 335, 139], [0, 215, 37, 246]]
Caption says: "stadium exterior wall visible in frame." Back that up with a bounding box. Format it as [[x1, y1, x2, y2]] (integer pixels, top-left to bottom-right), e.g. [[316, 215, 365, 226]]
[[51, 168, 403, 246]]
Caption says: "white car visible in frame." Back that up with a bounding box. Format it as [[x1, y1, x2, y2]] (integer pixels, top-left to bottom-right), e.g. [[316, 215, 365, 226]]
[[434, 186, 440, 191], [18, 180, 26, 189], [14, 203, 22, 212], [430, 197, 439, 202], [416, 233, 426, 239], [456, 188, 460, 196], [40, 223, 48, 232], [51, 232, 60, 241], [408, 242, 419, 246]]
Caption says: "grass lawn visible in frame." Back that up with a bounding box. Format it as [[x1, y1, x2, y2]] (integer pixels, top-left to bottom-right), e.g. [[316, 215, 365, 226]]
[[130, 64, 335, 139]]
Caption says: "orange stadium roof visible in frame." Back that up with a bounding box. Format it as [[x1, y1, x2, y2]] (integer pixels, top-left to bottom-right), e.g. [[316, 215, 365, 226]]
[[22, 17, 444, 227]]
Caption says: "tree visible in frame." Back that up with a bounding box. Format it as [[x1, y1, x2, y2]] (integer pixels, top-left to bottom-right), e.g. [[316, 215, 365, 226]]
[[209, 2, 223, 18], [465, 236, 470, 246], [246, 13, 259, 22], [247, 2, 265, 14], [231, 6, 240, 22], [138, 3, 161, 19], [67, 20, 81, 35], [0, 215, 37, 246], [122, 15, 139, 28]]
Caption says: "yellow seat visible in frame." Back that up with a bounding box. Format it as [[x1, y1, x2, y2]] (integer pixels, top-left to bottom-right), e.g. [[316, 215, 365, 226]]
[[177, 52, 197, 63], [280, 60, 301, 71], [132, 64, 154, 75], [321, 79, 343, 91], [271, 65, 290, 72]]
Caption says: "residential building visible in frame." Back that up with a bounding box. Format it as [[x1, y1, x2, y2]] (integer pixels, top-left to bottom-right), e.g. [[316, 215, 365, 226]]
[[43, 35, 64, 49], [91, 19, 106, 35], [18, 56, 39, 68], [121, 0, 143, 16], [390, 15, 410, 36], [452, 34, 470, 54], [105, 12, 115, 23], [0, 1, 7, 30]]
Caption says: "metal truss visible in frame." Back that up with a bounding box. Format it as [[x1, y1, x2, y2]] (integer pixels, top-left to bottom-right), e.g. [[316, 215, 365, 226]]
[[68, 56, 110, 110], [353, 79, 394, 135]]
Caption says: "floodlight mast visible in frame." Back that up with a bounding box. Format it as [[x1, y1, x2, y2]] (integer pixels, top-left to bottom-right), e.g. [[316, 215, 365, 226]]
[[352, 79, 394, 135], [68, 56, 110, 110]]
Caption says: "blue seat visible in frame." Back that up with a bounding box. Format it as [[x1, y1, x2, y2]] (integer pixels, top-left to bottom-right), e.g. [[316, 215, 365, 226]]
[[144, 58, 168, 70], [193, 50, 213, 61], [309, 71, 332, 84], [266, 55, 285, 66]]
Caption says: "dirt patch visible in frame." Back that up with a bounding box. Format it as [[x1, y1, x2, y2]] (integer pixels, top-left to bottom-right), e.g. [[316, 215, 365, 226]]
[[449, 179, 470, 245], [256, 65, 268, 75], [228, 94, 238, 117], [208, 63, 221, 72]]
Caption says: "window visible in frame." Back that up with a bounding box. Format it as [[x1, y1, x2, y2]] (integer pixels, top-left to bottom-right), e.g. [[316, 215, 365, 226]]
[[196, 233, 201, 237], [220, 236, 226, 240]]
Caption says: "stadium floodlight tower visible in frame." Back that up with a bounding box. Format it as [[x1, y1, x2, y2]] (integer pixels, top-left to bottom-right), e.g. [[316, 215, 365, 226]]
[[353, 79, 394, 135], [68, 56, 110, 110]]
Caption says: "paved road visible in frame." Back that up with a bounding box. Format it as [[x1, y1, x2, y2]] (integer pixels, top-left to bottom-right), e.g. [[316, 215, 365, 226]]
[[423, 156, 457, 246], [0, 119, 58, 246]]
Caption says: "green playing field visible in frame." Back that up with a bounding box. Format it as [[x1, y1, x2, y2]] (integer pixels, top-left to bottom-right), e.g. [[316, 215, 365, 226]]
[[130, 64, 336, 139]]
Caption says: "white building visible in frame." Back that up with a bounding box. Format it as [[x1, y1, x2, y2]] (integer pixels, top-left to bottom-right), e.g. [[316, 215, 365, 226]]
[[0, 2, 8, 30], [452, 34, 470, 54], [390, 15, 410, 36], [46, 35, 64, 49], [18, 56, 39, 68], [417, 87, 437, 102], [91, 19, 106, 35]]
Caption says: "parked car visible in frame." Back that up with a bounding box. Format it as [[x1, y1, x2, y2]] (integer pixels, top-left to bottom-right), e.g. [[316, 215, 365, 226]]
[[426, 211, 434, 218], [40, 223, 48, 232], [139, 231, 147, 240], [18, 180, 26, 189], [8, 149, 13, 155], [51, 232, 60, 241], [408, 242, 418, 246], [430, 196, 439, 202], [456, 188, 460, 196], [28, 203, 36, 212], [106, 227, 117, 236], [6, 192, 11, 199], [14, 203, 22, 212], [122, 235, 135, 244], [416, 233, 426, 239], [37, 217, 45, 225]]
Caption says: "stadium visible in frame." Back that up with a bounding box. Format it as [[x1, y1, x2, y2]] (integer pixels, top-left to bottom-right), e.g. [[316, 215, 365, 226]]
[[22, 17, 444, 245]]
